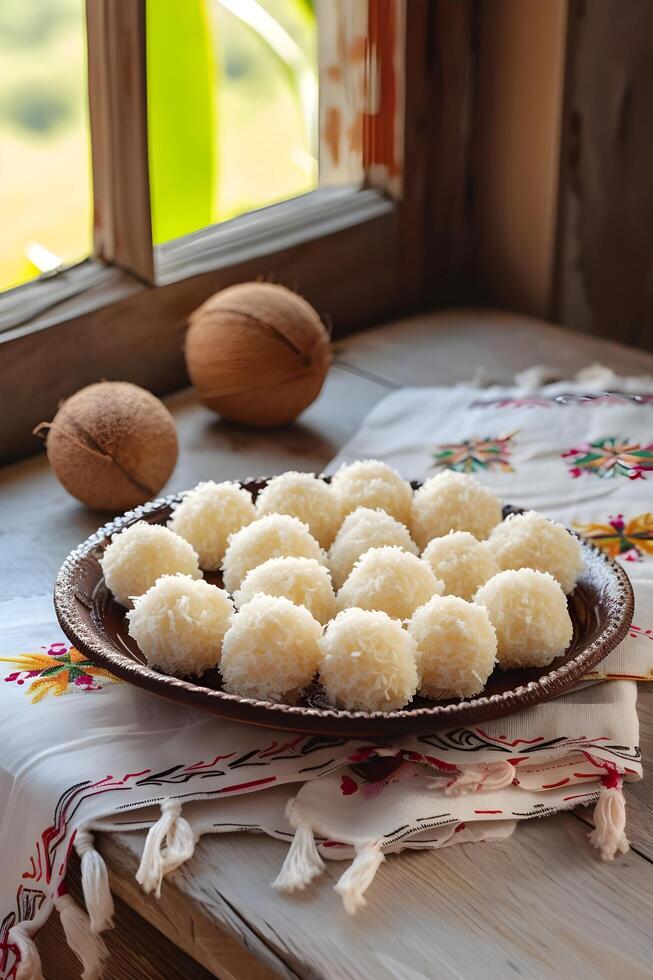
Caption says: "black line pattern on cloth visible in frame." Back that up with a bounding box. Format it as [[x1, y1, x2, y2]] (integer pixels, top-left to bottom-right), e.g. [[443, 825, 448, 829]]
[[469, 391, 653, 410]]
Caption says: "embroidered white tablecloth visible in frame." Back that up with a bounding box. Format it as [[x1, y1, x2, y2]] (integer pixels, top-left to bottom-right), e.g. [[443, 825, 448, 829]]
[[1, 374, 651, 980]]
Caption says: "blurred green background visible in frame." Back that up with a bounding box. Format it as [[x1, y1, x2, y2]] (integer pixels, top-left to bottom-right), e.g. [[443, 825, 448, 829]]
[[0, 0, 317, 291]]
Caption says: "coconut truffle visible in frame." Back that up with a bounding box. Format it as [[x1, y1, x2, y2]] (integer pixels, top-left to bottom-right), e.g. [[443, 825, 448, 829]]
[[168, 481, 255, 571], [222, 514, 325, 594], [422, 531, 499, 601], [328, 507, 419, 590], [337, 546, 444, 621], [127, 574, 233, 677], [234, 557, 336, 625], [220, 595, 322, 702], [474, 568, 573, 669], [411, 471, 502, 549], [100, 521, 201, 607], [319, 608, 419, 712], [408, 595, 497, 699], [331, 459, 413, 526], [489, 510, 584, 594], [255, 472, 342, 549]]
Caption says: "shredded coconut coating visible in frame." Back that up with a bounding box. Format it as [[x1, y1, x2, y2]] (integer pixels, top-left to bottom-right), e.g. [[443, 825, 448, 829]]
[[422, 531, 498, 601], [255, 472, 342, 549], [474, 568, 573, 668], [220, 594, 322, 702], [168, 481, 255, 571], [408, 595, 497, 698], [126, 574, 234, 677], [234, 556, 336, 624], [489, 510, 584, 594], [319, 608, 419, 712], [411, 471, 502, 549], [100, 521, 201, 607], [328, 507, 419, 589], [337, 546, 444, 621], [222, 514, 326, 594], [331, 459, 413, 526]]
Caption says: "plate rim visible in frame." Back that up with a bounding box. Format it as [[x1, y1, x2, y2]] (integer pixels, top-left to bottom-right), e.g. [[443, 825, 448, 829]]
[[53, 482, 635, 731]]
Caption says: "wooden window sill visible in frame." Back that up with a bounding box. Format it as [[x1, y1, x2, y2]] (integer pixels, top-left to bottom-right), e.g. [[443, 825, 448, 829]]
[[0, 188, 398, 464]]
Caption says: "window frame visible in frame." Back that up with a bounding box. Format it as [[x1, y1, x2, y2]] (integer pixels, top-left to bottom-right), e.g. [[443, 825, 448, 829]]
[[0, 0, 476, 463]]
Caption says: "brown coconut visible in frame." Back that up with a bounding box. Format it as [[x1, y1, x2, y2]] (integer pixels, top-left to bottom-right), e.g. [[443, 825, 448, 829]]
[[41, 381, 178, 511], [185, 282, 332, 427]]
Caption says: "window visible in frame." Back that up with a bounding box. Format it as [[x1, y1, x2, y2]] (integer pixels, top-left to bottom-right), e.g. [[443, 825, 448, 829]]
[[0, 0, 92, 291], [1, 0, 467, 464]]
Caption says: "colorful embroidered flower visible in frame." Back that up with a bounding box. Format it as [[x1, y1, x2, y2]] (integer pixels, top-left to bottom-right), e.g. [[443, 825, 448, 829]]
[[432, 432, 517, 473], [574, 513, 653, 562], [1, 642, 119, 703], [340, 774, 359, 796], [629, 625, 653, 642], [563, 438, 653, 480]]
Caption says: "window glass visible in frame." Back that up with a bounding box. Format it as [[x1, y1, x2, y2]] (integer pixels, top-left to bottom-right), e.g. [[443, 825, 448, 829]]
[[147, 0, 318, 245], [0, 0, 92, 291]]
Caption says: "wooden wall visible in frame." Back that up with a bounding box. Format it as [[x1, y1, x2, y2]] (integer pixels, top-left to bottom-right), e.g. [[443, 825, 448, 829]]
[[474, 0, 653, 352], [474, 0, 568, 320], [553, 0, 653, 351]]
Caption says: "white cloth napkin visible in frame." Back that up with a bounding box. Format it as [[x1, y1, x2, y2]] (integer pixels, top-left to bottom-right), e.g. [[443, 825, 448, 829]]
[[1, 376, 652, 979]]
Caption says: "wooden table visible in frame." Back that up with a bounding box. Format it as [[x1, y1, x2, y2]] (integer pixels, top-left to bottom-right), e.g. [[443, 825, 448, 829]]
[[1, 309, 652, 980]]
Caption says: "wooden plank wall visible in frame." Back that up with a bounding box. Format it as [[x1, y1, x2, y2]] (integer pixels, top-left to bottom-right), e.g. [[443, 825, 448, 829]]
[[474, 0, 568, 320], [553, 0, 653, 352], [474, 0, 653, 351]]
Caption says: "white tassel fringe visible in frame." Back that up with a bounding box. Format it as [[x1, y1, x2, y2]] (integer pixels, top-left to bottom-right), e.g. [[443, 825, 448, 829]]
[[272, 821, 325, 892], [589, 785, 630, 861], [135, 799, 195, 898], [75, 828, 115, 933], [8, 919, 44, 980], [334, 842, 384, 915], [55, 893, 108, 980]]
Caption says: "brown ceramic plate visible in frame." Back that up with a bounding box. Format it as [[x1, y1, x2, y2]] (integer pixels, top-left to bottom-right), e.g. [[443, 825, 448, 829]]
[[54, 478, 634, 738]]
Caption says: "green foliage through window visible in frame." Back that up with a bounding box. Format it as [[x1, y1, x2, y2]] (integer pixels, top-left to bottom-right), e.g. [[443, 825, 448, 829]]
[[147, 0, 318, 243]]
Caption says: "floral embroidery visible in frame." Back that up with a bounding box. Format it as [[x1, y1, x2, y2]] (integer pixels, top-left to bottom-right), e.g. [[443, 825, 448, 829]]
[[340, 773, 388, 798], [0, 642, 119, 703], [629, 625, 653, 642], [562, 438, 653, 480], [339, 762, 414, 799], [574, 513, 653, 562], [431, 432, 517, 473], [340, 775, 358, 796]]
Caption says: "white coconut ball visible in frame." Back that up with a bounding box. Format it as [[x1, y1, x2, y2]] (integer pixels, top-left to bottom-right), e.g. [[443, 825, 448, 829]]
[[255, 472, 342, 549], [337, 546, 444, 621], [100, 521, 201, 607], [319, 608, 419, 712], [331, 459, 413, 526], [234, 556, 336, 625], [422, 531, 499, 601], [411, 471, 502, 549], [220, 595, 322, 703], [408, 595, 497, 699], [168, 481, 255, 571], [127, 574, 234, 677], [328, 507, 419, 590], [474, 568, 573, 669], [489, 510, 584, 594], [222, 514, 325, 594]]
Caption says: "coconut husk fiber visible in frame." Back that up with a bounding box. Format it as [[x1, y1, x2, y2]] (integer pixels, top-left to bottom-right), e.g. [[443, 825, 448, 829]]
[[40, 381, 178, 511], [185, 282, 332, 427]]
